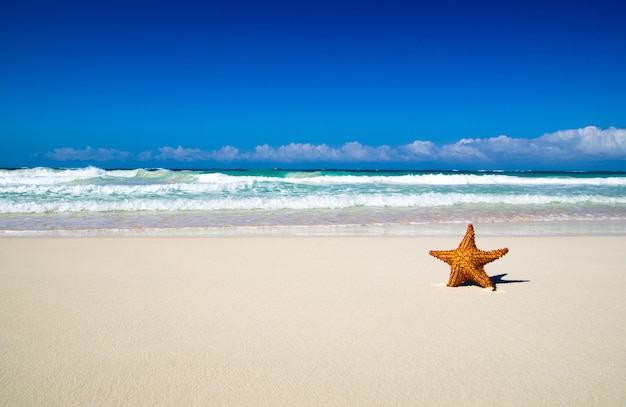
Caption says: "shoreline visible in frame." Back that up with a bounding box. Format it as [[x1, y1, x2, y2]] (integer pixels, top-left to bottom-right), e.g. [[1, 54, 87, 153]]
[[2, 235, 626, 405], [2, 218, 626, 237]]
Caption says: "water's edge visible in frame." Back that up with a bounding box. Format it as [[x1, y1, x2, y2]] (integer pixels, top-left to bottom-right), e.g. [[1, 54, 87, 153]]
[[3, 219, 625, 237]]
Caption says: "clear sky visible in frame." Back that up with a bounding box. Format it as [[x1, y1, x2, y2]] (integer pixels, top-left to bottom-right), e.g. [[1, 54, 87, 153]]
[[2, 0, 625, 170]]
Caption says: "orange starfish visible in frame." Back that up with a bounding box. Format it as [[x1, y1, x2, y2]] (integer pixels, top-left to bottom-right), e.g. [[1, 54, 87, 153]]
[[429, 224, 508, 291]]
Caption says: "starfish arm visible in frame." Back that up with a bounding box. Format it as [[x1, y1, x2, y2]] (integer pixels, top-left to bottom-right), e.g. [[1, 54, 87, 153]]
[[470, 266, 496, 290], [474, 248, 509, 266], [458, 224, 478, 251], [446, 264, 466, 287], [429, 250, 457, 265]]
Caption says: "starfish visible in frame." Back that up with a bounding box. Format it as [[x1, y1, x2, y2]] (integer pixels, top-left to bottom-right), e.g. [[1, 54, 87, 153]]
[[429, 224, 508, 291]]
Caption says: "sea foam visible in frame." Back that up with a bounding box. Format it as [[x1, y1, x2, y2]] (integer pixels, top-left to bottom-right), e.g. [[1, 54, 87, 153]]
[[1, 167, 625, 233]]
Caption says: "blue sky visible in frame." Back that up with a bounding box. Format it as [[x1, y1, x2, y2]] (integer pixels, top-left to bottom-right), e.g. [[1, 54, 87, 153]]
[[2, 0, 625, 170]]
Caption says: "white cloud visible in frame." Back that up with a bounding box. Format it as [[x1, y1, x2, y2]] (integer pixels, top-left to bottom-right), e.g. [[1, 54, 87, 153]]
[[398, 140, 437, 159], [433, 126, 626, 164], [154, 146, 212, 162], [438, 139, 488, 161], [238, 143, 340, 162], [536, 126, 626, 159], [46, 127, 626, 167], [45, 146, 131, 162], [212, 146, 240, 161], [340, 142, 395, 162], [236, 141, 421, 162]]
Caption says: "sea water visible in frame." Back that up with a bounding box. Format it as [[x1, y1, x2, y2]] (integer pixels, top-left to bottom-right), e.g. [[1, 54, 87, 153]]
[[1, 167, 625, 236]]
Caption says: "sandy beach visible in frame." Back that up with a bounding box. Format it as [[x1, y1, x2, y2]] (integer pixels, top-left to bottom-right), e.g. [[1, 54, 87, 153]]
[[1, 235, 625, 406]]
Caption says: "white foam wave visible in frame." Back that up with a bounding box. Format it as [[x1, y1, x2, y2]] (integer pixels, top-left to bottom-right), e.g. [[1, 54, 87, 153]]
[[2, 192, 625, 214], [2, 167, 625, 217], [0, 167, 198, 186], [280, 173, 626, 186], [0, 166, 106, 185], [2, 167, 626, 187], [0, 180, 252, 196], [195, 172, 626, 186]]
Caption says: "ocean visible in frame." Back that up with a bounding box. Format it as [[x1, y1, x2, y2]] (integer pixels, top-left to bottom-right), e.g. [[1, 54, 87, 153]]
[[1, 166, 626, 236]]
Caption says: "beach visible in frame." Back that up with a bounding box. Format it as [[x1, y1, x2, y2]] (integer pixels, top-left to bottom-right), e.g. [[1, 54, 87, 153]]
[[1, 235, 625, 406]]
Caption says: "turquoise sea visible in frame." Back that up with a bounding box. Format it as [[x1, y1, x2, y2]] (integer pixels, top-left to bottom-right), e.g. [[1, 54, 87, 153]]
[[1, 167, 626, 236]]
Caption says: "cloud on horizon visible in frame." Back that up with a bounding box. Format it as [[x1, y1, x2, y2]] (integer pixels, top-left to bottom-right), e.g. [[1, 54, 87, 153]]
[[45, 146, 132, 162], [45, 126, 626, 168]]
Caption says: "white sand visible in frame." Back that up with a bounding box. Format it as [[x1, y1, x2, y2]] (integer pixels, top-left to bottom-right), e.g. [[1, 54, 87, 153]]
[[1, 236, 625, 406]]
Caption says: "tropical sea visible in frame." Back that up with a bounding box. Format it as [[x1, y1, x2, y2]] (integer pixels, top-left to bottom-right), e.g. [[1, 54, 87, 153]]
[[1, 166, 626, 236]]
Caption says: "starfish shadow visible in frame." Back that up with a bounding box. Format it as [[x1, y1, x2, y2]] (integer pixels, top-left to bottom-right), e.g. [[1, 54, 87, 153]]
[[459, 273, 530, 288]]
